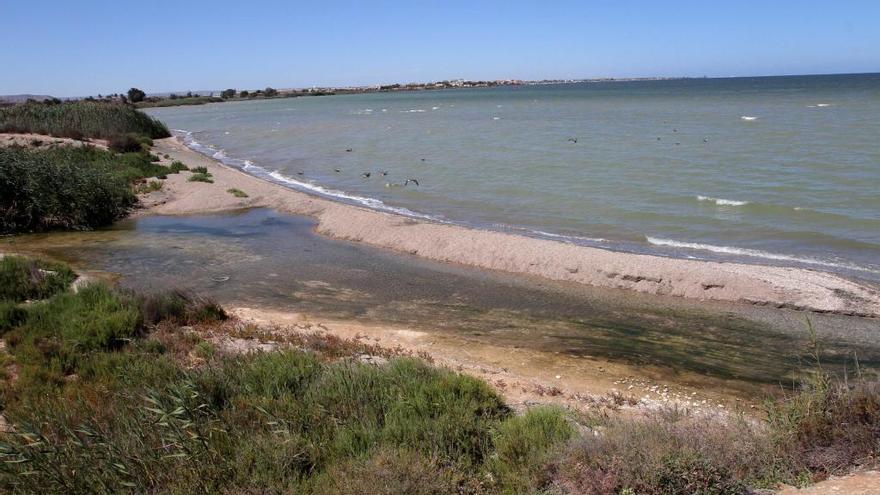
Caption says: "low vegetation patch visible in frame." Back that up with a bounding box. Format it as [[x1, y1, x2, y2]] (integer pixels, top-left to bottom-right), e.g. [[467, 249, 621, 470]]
[[0, 257, 572, 494], [227, 188, 248, 198], [0, 256, 76, 303], [0, 100, 169, 140], [168, 160, 188, 173], [0, 256, 877, 494], [135, 180, 163, 194], [188, 172, 213, 183], [0, 146, 175, 233]]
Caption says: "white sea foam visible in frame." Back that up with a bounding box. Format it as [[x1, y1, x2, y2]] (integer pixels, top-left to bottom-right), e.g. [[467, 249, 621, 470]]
[[431, 106, 440, 110], [401, 109, 427, 113], [173, 129, 440, 222], [696, 195, 749, 206], [492, 116, 501, 120], [646, 237, 879, 274], [531, 230, 607, 244], [740, 116, 758, 121]]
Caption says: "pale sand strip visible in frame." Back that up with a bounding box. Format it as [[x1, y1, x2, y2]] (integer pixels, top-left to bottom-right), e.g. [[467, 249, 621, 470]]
[[143, 137, 880, 318]]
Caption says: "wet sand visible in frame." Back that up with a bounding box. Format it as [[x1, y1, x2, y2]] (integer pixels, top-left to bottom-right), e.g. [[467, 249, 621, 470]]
[[139, 136, 880, 317]]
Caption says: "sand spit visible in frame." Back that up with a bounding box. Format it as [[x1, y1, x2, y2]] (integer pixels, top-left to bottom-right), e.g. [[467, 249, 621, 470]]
[[139, 137, 880, 317]]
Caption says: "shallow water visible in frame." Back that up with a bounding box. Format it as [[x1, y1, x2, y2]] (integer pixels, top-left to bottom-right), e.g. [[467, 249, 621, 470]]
[[6, 209, 878, 393], [146, 74, 880, 281]]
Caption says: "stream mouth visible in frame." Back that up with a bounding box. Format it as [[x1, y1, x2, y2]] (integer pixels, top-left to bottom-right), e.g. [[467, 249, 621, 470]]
[[4, 208, 878, 393]]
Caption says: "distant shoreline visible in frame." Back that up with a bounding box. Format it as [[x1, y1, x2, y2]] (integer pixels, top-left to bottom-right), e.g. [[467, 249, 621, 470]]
[[136, 135, 880, 318]]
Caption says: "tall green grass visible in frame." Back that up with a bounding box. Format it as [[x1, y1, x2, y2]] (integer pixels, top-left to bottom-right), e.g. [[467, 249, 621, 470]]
[[0, 146, 175, 233], [0, 101, 170, 140], [0, 256, 76, 303], [0, 258, 573, 494]]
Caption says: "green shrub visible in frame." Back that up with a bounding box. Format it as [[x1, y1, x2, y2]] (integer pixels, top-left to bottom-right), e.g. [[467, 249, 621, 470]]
[[138, 290, 227, 326], [3, 283, 141, 380], [0, 301, 27, 333], [0, 146, 177, 233], [227, 188, 248, 198], [489, 406, 573, 493], [135, 180, 163, 194], [191, 166, 208, 174], [0, 255, 76, 302], [108, 133, 145, 153], [188, 172, 213, 183], [169, 160, 189, 173], [0, 100, 169, 140]]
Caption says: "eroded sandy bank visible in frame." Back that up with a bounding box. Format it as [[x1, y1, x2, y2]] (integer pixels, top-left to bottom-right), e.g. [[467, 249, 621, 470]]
[[139, 137, 880, 317]]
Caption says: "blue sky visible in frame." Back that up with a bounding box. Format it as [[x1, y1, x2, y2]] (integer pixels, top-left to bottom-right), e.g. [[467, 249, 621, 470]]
[[2, 0, 878, 96]]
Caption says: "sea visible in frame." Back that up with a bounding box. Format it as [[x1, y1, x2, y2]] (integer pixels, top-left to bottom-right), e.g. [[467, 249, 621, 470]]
[[145, 73, 880, 282]]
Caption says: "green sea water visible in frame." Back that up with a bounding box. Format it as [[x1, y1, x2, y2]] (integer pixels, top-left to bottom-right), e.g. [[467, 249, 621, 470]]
[[146, 74, 880, 281]]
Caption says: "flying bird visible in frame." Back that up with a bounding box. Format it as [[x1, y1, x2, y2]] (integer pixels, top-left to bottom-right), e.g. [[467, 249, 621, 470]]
[[345, 148, 353, 152], [362, 172, 371, 178], [404, 179, 420, 187], [334, 168, 341, 173]]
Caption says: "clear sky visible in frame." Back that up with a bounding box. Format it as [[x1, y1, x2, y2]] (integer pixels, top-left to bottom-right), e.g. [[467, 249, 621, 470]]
[[2, 0, 878, 97]]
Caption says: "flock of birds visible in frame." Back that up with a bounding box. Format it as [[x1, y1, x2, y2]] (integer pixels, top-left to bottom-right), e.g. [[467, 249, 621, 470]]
[[294, 147, 422, 188], [302, 130, 707, 188]]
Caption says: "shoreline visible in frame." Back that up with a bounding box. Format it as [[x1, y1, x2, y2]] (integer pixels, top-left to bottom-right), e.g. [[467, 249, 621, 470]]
[[141, 136, 880, 318]]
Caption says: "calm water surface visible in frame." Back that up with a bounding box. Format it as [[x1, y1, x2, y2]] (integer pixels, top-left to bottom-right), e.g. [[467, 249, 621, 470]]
[[147, 74, 880, 281]]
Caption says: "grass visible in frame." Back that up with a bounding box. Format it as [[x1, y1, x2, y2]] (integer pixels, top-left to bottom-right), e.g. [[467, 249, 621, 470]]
[[168, 160, 189, 173], [0, 145, 175, 233], [0, 256, 76, 303], [552, 341, 880, 495], [188, 172, 213, 183], [191, 165, 208, 174], [0, 256, 877, 494], [227, 188, 248, 198], [0, 257, 573, 494], [135, 180, 163, 194], [0, 101, 170, 140]]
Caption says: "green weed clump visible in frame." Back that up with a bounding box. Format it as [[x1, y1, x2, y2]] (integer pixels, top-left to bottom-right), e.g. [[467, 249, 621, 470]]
[[135, 180, 163, 194], [168, 160, 189, 173], [0, 100, 170, 140], [227, 188, 248, 198], [0, 256, 76, 302], [188, 172, 213, 183]]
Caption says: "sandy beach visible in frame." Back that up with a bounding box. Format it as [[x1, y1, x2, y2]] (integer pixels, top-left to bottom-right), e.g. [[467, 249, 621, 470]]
[[140, 136, 880, 318]]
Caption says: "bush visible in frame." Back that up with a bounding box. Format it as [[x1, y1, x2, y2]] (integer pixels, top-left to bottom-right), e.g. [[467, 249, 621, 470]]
[[169, 160, 188, 173], [0, 146, 173, 233], [138, 291, 227, 326], [0, 301, 27, 333], [127, 87, 146, 103], [0, 100, 169, 140], [490, 407, 573, 493], [188, 172, 213, 183], [108, 134, 143, 153], [0, 255, 76, 302], [191, 166, 208, 174], [227, 188, 248, 198]]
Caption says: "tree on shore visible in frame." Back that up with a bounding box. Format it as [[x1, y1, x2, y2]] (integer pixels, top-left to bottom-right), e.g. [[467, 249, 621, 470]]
[[127, 87, 146, 103], [240, 90, 250, 97], [264, 87, 278, 97], [220, 88, 237, 99]]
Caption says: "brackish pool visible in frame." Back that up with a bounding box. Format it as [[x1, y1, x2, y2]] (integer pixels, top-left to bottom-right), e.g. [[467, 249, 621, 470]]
[[4, 208, 878, 392]]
